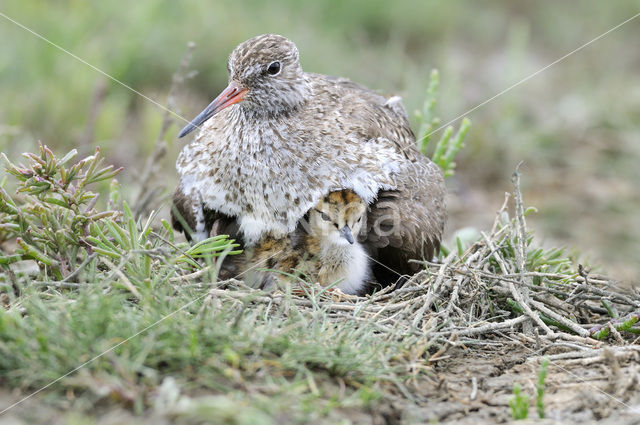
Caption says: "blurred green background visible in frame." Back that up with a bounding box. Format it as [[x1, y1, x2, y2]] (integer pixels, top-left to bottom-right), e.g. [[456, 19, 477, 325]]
[[1, 1, 639, 280]]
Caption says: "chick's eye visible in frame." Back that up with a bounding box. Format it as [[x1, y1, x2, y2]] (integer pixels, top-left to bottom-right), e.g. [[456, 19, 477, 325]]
[[266, 61, 281, 76]]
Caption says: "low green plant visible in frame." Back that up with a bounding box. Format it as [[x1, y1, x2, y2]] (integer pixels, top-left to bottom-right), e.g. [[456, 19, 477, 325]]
[[415, 69, 471, 177], [488, 206, 575, 277], [0, 143, 240, 284], [509, 382, 529, 420], [0, 143, 121, 279], [508, 358, 549, 421], [589, 311, 640, 340], [537, 357, 549, 419]]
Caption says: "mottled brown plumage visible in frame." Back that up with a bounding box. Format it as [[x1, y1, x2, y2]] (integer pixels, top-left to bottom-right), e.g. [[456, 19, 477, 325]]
[[172, 34, 446, 285]]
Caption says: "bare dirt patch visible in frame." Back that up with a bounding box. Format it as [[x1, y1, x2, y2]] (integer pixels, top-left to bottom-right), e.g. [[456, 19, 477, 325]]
[[398, 344, 640, 424]]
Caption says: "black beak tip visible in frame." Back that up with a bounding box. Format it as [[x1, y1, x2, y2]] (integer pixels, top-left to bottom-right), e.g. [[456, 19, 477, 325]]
[[177, 124, 195, 138]]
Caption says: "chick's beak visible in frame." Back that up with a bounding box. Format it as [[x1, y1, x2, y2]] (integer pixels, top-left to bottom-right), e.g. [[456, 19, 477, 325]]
[[339, 225, 355, 244], [178, 83, 248, 138]]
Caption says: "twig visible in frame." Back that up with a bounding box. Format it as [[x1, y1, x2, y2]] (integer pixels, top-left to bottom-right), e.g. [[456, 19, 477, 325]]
[[511, 162, 528, 278], [31, 281, 85, 289], [432, 315, 529, 338], [61, 253, 97, 282], [530, 299, 589, 337], [170, 264, 214, 282], [511, 162, 534, 334], [490, 192, 511, 235], [411, 250, 455, 329], [101, 257, 141, 299]]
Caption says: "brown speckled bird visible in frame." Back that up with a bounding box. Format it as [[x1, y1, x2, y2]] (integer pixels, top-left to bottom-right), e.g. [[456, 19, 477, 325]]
[[240, 189, 370, 295], [173, 34, 446, 285]]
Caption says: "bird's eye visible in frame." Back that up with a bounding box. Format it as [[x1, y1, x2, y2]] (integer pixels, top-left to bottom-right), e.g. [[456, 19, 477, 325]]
[[321, 212, 331, 221], [266, 61, 281, 76]]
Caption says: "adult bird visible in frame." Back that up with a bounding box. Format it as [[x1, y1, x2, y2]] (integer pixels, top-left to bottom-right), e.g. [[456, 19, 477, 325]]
[[172, 34, 446, 285]]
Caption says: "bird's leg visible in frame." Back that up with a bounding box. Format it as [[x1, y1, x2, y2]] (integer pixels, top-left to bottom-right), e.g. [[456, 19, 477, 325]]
[[317, 267, 330, 288], [209, 218, 223, 238]]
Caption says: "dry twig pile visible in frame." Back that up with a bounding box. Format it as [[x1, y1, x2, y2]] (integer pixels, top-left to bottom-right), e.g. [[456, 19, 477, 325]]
[[202, 167, 640, 359]]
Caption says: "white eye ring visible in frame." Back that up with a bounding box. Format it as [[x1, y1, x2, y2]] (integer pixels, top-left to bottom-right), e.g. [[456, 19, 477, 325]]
[[266, 61, 282, 76]]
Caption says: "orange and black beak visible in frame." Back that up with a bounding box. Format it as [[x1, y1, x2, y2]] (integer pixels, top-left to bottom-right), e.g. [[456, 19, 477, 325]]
[[178, 83, 248, 138]]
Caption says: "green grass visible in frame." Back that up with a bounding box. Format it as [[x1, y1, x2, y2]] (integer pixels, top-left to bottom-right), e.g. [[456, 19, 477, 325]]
[[509, 383, 529, 420], [1, 246, 422, 422], [1, 278, 406, 422], [507, 358, 549, 421], [537, 357, 549, 419]]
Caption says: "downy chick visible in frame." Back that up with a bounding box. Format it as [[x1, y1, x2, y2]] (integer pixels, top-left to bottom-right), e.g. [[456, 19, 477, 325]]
[[241, 189, 370, 295]]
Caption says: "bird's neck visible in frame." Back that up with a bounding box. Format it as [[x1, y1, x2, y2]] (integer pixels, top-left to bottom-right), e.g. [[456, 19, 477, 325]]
[[239, 75, 312, 120], [318, 238, 357, 261], [220, 107, 300, 155], [314, 237, 369, 294], [239, 104, 301, 121]]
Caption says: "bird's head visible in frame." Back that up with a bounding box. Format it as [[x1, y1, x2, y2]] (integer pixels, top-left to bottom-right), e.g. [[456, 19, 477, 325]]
[[178, 34, 309, 138], [309, 190, 367, 246]]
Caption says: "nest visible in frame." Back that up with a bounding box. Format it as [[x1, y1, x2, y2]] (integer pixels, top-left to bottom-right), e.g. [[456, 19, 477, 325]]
[[190, 168, 640, 358]]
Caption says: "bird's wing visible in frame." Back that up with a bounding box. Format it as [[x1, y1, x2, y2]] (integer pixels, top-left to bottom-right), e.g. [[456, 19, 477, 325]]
[[170, 186, 198, 240], [312, 73, 446, 280], [364, 156, 445, 279], [316, 74, 418, 160], [171, 185, 240, 242]]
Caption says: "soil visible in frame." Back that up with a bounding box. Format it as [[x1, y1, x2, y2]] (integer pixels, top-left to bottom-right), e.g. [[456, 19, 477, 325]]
[[388, 343, 640, 425]]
